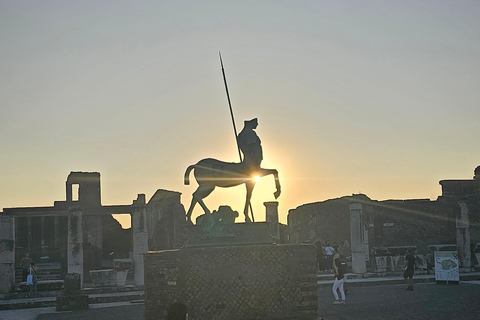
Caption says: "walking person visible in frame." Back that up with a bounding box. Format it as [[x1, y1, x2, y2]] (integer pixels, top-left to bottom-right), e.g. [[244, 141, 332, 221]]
[[28, 261, 38, 300], [20, 252, 32, 282], [332, 253, 346, 304], [404, 248, 416, 291]]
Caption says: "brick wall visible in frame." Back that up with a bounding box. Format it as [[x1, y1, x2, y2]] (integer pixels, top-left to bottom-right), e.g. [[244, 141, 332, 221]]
[[144, 244, 317, 320]]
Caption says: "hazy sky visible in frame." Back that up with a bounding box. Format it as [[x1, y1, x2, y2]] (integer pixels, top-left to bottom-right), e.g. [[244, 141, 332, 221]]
[[1, 1, 479, 228]]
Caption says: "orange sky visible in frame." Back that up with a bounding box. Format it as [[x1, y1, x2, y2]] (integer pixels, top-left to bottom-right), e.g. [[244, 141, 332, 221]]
[[1, 1, 479, 228]]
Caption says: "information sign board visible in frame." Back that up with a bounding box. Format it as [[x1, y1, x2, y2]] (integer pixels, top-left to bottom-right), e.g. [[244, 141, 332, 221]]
[[434, 251, 459, 283]]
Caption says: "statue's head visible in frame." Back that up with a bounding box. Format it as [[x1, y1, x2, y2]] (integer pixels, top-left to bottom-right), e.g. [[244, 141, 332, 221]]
[[244, 118, 258, 129], [474, 165, 480, 180]]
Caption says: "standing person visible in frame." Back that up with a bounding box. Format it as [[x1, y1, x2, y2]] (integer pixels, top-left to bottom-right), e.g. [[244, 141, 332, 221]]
[[404, 248, 416, 291], [333, 242, 340, 253], [324, 242, 335, 271], [315, 241, 325, 272], [332, 253, 346, 304], [20, 253, 32, 282], [28, 261, 38, 299]]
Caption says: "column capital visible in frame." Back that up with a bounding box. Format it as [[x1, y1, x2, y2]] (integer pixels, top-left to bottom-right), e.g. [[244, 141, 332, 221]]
[[263, 201, 279, 208]]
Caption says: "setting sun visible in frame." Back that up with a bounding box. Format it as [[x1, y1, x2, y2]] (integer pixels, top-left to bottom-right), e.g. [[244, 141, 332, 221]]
[[254, 176, 261, 183]]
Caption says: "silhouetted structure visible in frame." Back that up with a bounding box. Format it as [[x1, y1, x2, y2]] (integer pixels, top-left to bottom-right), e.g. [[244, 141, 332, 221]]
[[288, 166, 480, 272], [184, 118, 281, 224], [0, 171, 185, 294]]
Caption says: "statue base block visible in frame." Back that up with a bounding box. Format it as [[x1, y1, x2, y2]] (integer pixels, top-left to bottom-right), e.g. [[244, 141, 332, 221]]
[[144, 244, 318, 320], [185, 222, 280, 247]]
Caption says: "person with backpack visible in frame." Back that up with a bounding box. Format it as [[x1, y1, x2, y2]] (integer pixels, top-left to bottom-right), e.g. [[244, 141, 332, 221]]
[[28, 261, 38, 299]]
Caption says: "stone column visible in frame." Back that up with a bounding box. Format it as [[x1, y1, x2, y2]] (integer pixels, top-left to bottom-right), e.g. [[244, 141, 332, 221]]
[[264, 201, 280, 243], [0, 215, 15, 294], [457, 200, 472, 270], [27, 217, 32, 253], [264, 201, 279, 223], [349, 202, 367, 274], [132, 202, 148, 286], [67, 207, 84, 287], [54, 216, 60, 248], [41, 216, 48, 256]]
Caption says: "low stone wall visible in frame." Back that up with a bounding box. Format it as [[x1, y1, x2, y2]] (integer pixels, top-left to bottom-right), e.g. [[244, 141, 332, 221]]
[[144, 244, 317, 320], [373, 255, 428, 273]]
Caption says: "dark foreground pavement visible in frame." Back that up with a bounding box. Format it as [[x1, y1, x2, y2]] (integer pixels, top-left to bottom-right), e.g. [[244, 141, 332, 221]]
[[2, 281, 480, 320], [34, 303, 144, 320], [317, 281, 480, 320]]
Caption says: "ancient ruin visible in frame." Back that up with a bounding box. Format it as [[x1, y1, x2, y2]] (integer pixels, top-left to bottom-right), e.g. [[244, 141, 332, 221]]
[[0, 171, 185, 294], [288, 166, 480, 273]]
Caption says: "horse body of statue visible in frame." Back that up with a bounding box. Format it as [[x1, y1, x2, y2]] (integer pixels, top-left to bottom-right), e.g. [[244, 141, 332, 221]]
[[184, 118, 281, 224]]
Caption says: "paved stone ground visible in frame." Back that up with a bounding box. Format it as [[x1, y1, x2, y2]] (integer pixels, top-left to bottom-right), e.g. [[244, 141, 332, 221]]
[[35, 303, 144, 320], [2, 282, 480, 320], [317, 282, 480, 320]]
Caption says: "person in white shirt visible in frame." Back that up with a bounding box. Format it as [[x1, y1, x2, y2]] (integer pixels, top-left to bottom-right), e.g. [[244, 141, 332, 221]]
[[324, 242, 335, 271]]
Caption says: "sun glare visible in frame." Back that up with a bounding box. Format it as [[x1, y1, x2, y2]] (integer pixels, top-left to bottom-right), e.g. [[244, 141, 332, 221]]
[[254, 176, 261, 183]]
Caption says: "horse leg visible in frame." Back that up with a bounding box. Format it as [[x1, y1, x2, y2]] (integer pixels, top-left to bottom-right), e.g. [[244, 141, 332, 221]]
[[259, 168, 281, 199], [244, 182, 254, 223], [197, 199, 211, 215], [185, 197, 198, 225], [187, 185, 215, 224]]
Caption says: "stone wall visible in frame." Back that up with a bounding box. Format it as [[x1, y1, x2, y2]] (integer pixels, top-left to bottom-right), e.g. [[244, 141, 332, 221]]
[[147, 189, 185, 251], [288, 194, 480, 255], [144, 244, 317, 320], [288, 194, 368, 245], [0, 215, 15, 294]]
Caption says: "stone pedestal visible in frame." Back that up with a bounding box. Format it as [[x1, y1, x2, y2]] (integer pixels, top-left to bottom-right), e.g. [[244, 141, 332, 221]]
[[0, 215, 15, 294], [64, 273, 81, 295], [132, 206, 148, 286], [457, 201, 472, 271], [264, 201, 279, 223], [67, 208, 84, 287], [144, 244, 318, 320], [264, 201, 280, 243], [349, 202, 367, 274], [57, 273, 89, 311], [114, 258, 133, 287], [56, 295, 89, 311]]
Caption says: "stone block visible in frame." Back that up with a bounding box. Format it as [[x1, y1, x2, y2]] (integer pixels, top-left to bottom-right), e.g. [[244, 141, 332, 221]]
[[56, 294, 89, 311], [17, 280, 64, 293], [144, 244, 318, 320], [113, 258, 133, 271], [185, 222, 277, 247], [89, 269, 116, 287], [64, 273, 81, 295]]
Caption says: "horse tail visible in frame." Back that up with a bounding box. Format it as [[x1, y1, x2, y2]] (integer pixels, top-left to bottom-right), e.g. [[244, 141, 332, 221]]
[[184, 165, 196, 185]]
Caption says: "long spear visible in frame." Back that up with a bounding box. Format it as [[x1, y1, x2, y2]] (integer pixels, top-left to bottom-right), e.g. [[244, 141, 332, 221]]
[[219, 52, 255, 222]]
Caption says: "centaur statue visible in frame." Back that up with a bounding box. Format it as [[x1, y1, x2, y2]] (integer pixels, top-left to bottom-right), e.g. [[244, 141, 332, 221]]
[[184, 118, 281, 224]]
